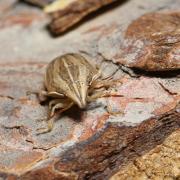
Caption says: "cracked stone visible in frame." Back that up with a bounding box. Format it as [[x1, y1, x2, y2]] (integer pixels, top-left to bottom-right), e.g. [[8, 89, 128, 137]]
[[0, 0, 179, 179], [119, 12, 180, 71]]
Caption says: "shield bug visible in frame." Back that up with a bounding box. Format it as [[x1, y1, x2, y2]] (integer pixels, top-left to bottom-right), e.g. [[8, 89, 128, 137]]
[[29, 53, 122, 134]]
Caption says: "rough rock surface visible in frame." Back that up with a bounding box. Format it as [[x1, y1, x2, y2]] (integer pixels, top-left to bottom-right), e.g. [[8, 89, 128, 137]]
[[98, 11, 180, 71], [123, 12, 180, 71], [0, 0, 17, 14], [111, 130, 180, 180], [0, 0, 179, 179]]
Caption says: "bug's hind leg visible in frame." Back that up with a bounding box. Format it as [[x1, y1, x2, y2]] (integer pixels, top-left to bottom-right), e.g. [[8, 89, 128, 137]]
[[26, 90, 49, 102], [49, 100, 73, 118], [35, 99, 62, 123], [36, 99, 73, 135], [27, 90, 65, 102]]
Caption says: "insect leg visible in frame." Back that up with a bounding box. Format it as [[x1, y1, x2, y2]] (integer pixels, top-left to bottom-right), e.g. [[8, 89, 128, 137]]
[[26, 90, 49, 102], [87, 90, 123, 101], [89, 79, 123, 93], [51, 102, 74, 116], [46, 92, 65, 98], [49, 99, 63, 110], [106, 100, 124, 116], [27, 90, 64, 102], [87, 90, 124, 115], [36, 117, 54, 135], [101, 67, 119, 81], [37, 100, 73, 135], [49, 100, 73, 118]]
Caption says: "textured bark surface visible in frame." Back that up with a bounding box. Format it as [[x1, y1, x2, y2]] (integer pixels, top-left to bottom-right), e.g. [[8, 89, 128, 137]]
[[111, 129, 180, 180], [22, 0, 54, 7], [24, 0, 119, 34], [0, 0, 179, 179], [48, 0, 119, 35]]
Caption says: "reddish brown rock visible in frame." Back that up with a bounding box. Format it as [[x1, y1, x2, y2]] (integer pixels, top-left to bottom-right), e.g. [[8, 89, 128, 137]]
[[0, 0, 179, 179], [19, 105, 180, 179], [0, 7, 46, 29], [119, 12, 180, 71], [0, 0, 17, 14]]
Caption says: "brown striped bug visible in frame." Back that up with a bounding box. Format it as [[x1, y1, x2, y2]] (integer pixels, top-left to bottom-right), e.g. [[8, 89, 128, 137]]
[[28, 53, 123, 134]]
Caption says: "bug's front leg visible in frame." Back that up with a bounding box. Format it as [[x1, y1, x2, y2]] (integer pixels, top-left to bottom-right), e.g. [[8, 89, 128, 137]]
[[90, 79, 123, 92], [87, 90, 124, 116], [37, 99, 74, 135]]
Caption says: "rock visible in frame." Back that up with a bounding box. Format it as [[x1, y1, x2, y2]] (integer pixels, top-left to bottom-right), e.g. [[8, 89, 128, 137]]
[[101, 11, 180, 71], [111, 130, 180, 180], [0, 0, 179, 179], [0, 3, 47, 29], [0, 0, 17, 14]]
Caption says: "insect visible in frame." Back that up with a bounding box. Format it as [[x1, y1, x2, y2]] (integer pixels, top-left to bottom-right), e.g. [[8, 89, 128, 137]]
[[29, 53, 122, 134]]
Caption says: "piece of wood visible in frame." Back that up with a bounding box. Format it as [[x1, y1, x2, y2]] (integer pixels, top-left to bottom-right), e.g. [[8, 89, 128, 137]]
[[48, 0, 119, 35], [24, 0, 119, 35], [22, 0, 54, 7]]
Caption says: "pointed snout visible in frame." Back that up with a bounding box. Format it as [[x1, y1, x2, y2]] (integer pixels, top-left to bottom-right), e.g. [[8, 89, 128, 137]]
[[77, 98, 87, 109]]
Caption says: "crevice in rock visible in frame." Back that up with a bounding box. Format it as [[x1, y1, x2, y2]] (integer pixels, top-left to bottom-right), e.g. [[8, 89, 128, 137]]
[[97, 52, 139, 78], [51, 103, 179, 179], [0, 95, 14, 100], [32, 145, 53, 151], [158, 81, 178, 96]]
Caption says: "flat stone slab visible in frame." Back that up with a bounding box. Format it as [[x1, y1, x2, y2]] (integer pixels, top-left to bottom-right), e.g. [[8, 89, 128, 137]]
[[0, 0, 179, 179]]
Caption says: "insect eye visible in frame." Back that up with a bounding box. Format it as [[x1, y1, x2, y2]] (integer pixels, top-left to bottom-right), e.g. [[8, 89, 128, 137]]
[[74, 80, 85, 86], [74, 80, 80, 83]]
